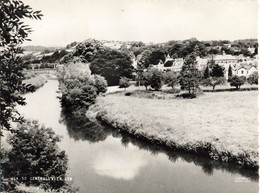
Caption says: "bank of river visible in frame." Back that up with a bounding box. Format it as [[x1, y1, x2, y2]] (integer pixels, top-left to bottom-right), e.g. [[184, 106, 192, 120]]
[[90, 91, 258, 169], [16, 80, 258, 193]]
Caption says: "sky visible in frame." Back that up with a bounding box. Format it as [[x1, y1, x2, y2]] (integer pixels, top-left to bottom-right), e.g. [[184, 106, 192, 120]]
[[22, 0, 258, 47]]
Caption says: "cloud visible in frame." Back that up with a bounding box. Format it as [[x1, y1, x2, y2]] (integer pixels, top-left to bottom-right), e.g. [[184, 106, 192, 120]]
[[22, 0, 258, 46]]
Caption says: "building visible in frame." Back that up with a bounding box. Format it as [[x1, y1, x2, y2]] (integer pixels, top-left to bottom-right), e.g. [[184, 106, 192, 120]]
[[153, 54, 206, 72], [235, 63, 258, 78], [213, 52, 258, 79]]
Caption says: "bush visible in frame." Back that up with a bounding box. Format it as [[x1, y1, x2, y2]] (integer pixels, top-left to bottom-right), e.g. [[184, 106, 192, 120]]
[[141, 71, 152, 90], [164, 71, 178, 89], [247, 72, 258, 85], [94, 74, 108, 94], [149, 68, 163, 91], [119, 77, 130, 91], [58, 62, 106, 111], [230, 75, 246, 89], [1, 120, 77, 192]]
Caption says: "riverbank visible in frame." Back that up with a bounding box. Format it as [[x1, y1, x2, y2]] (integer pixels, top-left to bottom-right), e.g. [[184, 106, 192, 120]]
[[23, 74, 48, 92], [89, 91, 258, 169]]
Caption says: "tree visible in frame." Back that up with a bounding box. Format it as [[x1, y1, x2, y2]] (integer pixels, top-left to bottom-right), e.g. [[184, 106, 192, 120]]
[[90, 48, 134, 86], [203, 65, 210, 79], [205, 77, 225, 90], [179, 53, 201, 96], [2, 120, 77, 192], [94, 74, 107, 94], [0, 0, 43, 132], [73, 39, 104, 62], [247, 72, 258, 85], [141, 71, 152, 90], [230, 75, 246, 89], [228, 65, 233, 82], [164, 71, 178, 89], [58, 62, 97, 111], [119, 77, 130, 92], [148, 68, 163, 91], [211, 64, 225, 77], [202, 63, 225, 90]]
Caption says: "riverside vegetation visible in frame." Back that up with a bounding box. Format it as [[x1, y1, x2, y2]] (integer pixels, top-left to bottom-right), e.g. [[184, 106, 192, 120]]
[[89, 90, 258, 169], [56, 43, 258, 170]]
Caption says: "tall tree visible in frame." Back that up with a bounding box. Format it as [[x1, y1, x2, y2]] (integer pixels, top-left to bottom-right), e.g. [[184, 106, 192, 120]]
[[179, 52, 201, 96], [203, 65, 210, 79], [0, 0, 43, 132], [228, 65, 233, 82], [90, 48, 134, 86]]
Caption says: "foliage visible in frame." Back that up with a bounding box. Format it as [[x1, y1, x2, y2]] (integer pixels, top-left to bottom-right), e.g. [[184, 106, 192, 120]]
[[1, 120, 78, 192], [141, 71, 152, 90], [94, 74, 108, 94], [211, 64, 225, 77], [119, 77, 130, 91], [149, 68, 163, 91], [179, 53, 201, 96], [74, 39, 104, 62], [0, 0, 42, 131], [203, 65, 210, 79], [90, 48, 134, 86], [247, 72, 258, 85], [58, 62, 100, 111], [164, 71, 178, 89], [40, 49, 68, 64], [60, 108, 111, 143], [138, 46, 166, 68], [201, 63, 225, 89], [230, 75, 246, 89], [228, 65, 233, 82], [66, 41, 78, 49], [203, 77, 225, 90]]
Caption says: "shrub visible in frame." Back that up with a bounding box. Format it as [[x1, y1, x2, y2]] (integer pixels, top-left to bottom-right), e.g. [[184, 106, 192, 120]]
[[230, 75, 246, 89], [141, 71, 152, 90], [119, 77, 130, 91], [164, 71, 178, 89], [1, 120, 77, 192], [247, 72, 258, 85], [149, 68, 163, 91], [94, 74, 108, 94], [58, 62, 106, 111]]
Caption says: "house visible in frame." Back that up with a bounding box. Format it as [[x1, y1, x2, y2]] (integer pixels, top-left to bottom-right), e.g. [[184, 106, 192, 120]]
[[153, 55, 183, 72], [214, 51, 239, 69], [153, 54, 207, 72]]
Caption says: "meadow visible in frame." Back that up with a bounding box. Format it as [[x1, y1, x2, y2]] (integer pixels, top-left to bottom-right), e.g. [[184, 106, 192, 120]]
[[90, 90, 258, 168]]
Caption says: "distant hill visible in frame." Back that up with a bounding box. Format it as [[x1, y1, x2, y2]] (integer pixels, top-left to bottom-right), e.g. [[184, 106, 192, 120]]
[[22, 45, 62, 52]]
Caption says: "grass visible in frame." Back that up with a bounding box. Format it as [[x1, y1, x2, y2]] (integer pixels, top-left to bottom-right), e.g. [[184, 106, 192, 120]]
[[23, 74, 48, 91], [89, 90, 259, 168]]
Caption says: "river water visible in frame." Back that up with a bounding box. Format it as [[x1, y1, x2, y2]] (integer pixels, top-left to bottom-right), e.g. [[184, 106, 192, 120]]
[[17, 80, 258, 193]]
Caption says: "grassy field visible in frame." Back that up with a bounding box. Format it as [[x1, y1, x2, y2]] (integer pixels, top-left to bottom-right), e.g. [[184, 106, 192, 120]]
[[90, 91, 259, 168]]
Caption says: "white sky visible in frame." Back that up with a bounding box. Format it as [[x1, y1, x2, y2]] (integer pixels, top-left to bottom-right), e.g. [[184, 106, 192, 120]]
[[22, 0, 258, 47]]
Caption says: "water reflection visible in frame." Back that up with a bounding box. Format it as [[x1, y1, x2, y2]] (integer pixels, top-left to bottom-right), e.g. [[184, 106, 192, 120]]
[[93, 137, 148, 180], [60, 108, 112, 143], [60, 109, 258, 182]]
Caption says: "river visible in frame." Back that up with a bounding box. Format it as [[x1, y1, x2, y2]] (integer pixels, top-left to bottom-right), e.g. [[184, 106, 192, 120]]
[[17, 80, 258, 193]]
